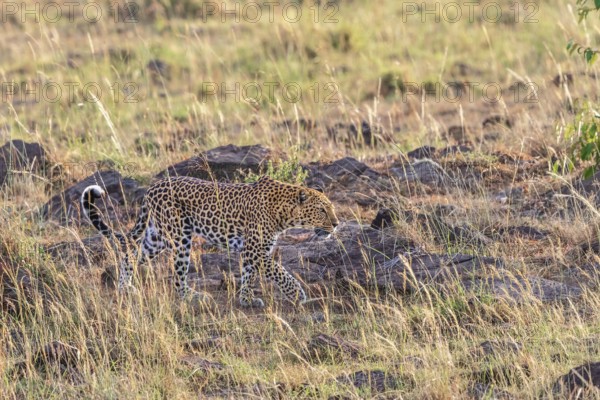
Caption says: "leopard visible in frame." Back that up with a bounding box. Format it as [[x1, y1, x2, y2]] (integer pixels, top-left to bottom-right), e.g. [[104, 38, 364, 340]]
[[81, 175, 339, 307]]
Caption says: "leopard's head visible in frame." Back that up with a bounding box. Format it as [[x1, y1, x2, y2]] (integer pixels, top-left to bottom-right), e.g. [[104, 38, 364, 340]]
[[288, 186, 339, 237], [255, 176, 339, 236]]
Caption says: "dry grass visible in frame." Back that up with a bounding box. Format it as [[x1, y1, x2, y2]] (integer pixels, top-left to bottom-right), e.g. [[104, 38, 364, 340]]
[[2, 0, 600, 398]]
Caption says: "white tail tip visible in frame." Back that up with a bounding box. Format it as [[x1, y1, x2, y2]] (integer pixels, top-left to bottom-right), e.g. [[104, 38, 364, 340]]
[[85, 185, 105, 197]]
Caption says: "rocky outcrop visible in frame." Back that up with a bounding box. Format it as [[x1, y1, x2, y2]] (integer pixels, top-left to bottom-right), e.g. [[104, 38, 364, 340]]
[[41, 170, 144, 225], [0, 140, 52, 186], [155, 144, 283, 181]]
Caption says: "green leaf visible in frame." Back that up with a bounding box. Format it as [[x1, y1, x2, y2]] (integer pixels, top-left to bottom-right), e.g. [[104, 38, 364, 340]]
[[567, 40, 574, 52], [595, 0, 600, 9], [581, 142, 595, 160], [584, 166, 596, 179]]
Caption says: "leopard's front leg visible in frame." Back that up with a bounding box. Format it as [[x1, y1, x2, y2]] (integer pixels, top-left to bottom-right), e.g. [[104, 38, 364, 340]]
[[239, 240, 268, 308], [265, 258, 307, 305]]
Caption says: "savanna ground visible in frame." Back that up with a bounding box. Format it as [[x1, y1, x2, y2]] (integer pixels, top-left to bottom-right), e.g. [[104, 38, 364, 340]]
[[2, 0, 600, 398]]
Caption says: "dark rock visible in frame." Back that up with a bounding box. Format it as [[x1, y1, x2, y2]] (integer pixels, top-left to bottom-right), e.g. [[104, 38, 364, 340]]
[[313, 157, 370, 180], [403, 356, 425, 369], [304, 157, 388, 206], [107, 48, 134, 64], [185, 336, 223, 352], [41, 170, 144, 225], [1, 262, 39, 316], [278, 118, 318, 132], [482, 115, 512, 128], [467, 382, 515, 399], [552, 362, 600, 398], [147, 59, 170, 79], [179, 354, 225, 371], [476, 340, 523, 358], [390, 159, 449, 185], [552, 73, 574, 87], [327, 121, 387, 147], [305, 333, 362, 361], [462, 275, 582, 304], [155, 144, 283, 181], [335, 370, 405, 393], [33, 341, 81, 372], [310, 311, 327, 323], [193, 222, 504, 297], [44, 235, 105, 269], [468, 364, 530, 386], [349, 121, 377, 146], [450, 62, 482, 77], [407, 146, 436, 159], [445, 126, 473, 142], [439, 145, 473, 157], [497, 226, 548, 240], [371, 208, 397, 230], [0, 140, 52, 186]]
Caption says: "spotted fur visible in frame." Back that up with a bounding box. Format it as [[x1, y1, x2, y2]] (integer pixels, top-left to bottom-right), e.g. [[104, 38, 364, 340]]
[[81, 176, 339, 307]]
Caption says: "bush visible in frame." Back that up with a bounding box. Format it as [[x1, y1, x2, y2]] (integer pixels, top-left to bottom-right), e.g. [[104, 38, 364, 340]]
[[243, 152, 308, 185]]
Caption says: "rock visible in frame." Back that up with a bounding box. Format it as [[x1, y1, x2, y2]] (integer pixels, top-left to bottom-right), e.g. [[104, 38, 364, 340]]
[[390, 159, 449, 185], [335, 370, 406, 393], [326, 121, 387, 147], [0, 140, 52, 186], [482, 115, 512, 128], [467, 382, 515, 399], [0, 262, 38, 315], [403, 356, 425, 369], [371, 208, 397, 230], [555, 169, 600, 208], [450, 62, 482, 77], [31, 340, 85, 383], [462, 274, 582, 304], [278, 118, 318, 132], [305, 333, 362, 361], [304, 158, 389, 207], [179, 354, 225, 371], [33, 341, 81, 372], [438, 145, 473, 157], [44, 235, 106, 269], [155, 144, 283, 181], [493, 187, 524, 204], [306, 157, 375, 186], [310, 311, 327, 323], [475, 339, 523, 358], [41, 170, 144, 225], [552, 73, 574, 87], [552, 362, 600, 398], [194, 222, 503, 297], [147, 59, 170, 79], [184, 336, 223, 352], [468, 364, 530, 386], [496, 226, 548, 240], [445, 126, 473, 142], [407, 146, 436, 159]]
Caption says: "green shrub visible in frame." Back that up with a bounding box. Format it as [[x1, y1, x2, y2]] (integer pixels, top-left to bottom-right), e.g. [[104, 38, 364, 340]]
[[243, 153, 308, 185], [563, 100, 600, 178]]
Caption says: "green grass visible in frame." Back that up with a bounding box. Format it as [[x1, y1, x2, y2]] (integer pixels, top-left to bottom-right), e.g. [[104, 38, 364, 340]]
[[1, 0, 600, 398]]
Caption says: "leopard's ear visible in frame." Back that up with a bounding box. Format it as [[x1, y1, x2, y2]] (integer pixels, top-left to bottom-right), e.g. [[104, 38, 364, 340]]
[[298, 189, 307, 204]]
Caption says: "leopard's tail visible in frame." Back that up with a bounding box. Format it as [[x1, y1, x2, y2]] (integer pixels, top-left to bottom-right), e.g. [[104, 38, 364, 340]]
[[81, 185, 114, 238], [81, 185, 149, 246]]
